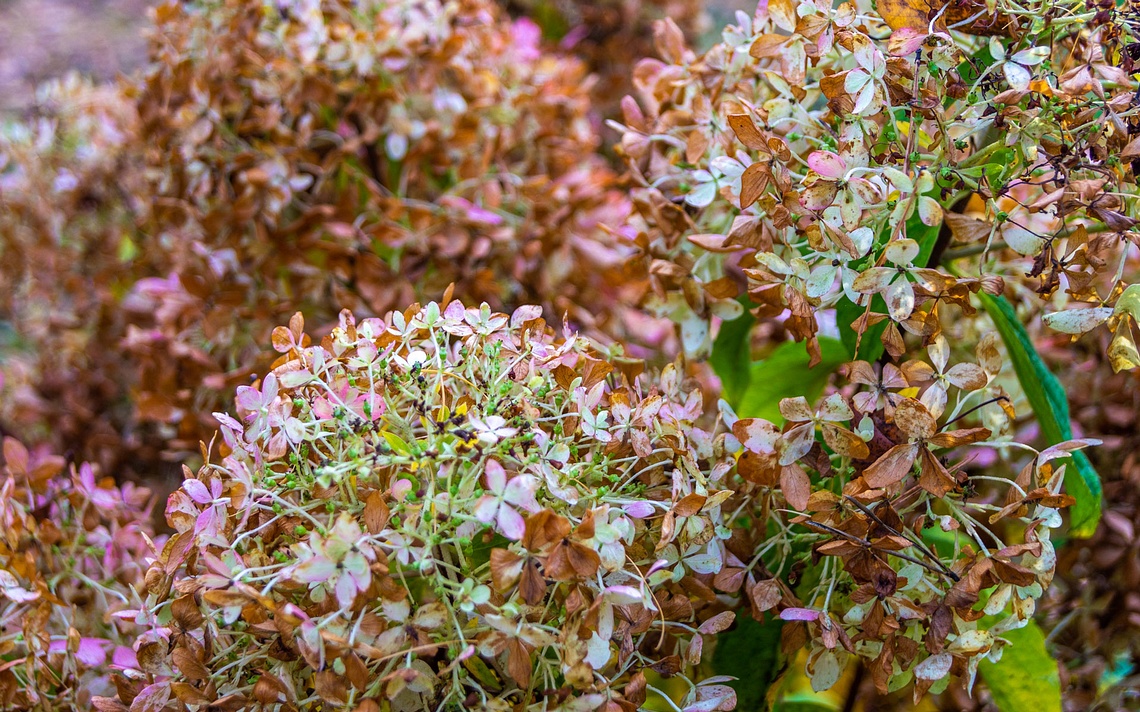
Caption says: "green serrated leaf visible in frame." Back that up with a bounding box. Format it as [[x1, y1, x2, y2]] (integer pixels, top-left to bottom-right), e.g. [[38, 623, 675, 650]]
[[711, 301, 757, 407], [979, 621, 1061, 712], [736, 337, 849, 423], [712, 616, 785, 711], [977, 293, 1102, 537], [837, 216, 942, 362]]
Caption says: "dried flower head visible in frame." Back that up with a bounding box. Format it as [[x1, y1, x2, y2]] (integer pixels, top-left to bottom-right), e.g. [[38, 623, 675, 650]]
[[116, 299, 736, 711], [0, 437, 157, 709]]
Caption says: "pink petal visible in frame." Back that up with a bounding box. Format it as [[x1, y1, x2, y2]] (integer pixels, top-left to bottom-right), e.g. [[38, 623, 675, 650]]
[[76, 638, 110, 667], [473, 495, 499, 525], [497, 505, 526, 540], [623, 502, 656, 519], [112, 645, 138, 669], [335, 573, 357, 607], [183, 479, 213, 505], [780, 607, 820, 621], [292, 557, 337, 584], [807, 150, 847, 179], [503, 475, 540, 512], [484, 460, 507, 494]]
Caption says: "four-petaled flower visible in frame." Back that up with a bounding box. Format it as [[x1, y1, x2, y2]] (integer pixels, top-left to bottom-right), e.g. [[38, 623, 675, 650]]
[[902, 335, 989, 417], [468, 415, 518, 445], [290, 513, 376, 607], [852, 238, 943, 322], [235, 372, 279, 441], [474, 460, 540, 540], [777, 394, 870, 466]]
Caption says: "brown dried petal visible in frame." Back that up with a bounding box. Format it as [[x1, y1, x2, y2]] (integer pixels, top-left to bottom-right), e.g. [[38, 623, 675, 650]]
[[862, 443, 919, 489]]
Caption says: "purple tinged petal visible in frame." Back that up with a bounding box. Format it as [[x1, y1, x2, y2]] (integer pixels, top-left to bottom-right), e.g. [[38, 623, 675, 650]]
[[76, 638, 110, 667], [235, 385, 259, 412], [262, 372, 278, 403], [780, 607, 820, 621], [183, 479, 213, 504], [484, 460, 507, 494], [623, 502, 656, 519], [473, 495, 499, 525], [497, 505, 526, 540], [503, 474, 540, 512], [112, 645, 138, 670]]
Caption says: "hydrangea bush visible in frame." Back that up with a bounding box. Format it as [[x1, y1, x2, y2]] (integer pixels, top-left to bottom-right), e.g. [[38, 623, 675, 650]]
[[604, 0, 1139, 698], [109, 299, 736, 711], [2, 0, 1140, 707], [0, 437, 157, 709], [613, 1, 1140, 365], [0, 76, 153, 473], [1, 0, 670, 475]]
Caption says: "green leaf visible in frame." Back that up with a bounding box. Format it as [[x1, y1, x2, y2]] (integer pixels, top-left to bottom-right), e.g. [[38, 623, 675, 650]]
[[736, 337, 849, 423], [979, 621, 1061, 712], [710, 302, 757, 407], [773, 697, 841, 712], [977, 293, 1102, 537], [712, 616, 785, 711], [837, 216, 942, 362], [837, 293, 888, 363]]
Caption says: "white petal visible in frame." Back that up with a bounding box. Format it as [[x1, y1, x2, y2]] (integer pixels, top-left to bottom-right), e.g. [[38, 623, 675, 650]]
[[914, 653, 954, 681], [1003, 62, 1032, 92], [885, 278, 916, 321], [853, 81, 877, 114], [686, 181, 717, 207], [1042, 307, 1114, 335], [885, 238, 920, 266], [844, 69, 871, 95], [806, 264, 838, 298], [1002, 224, 1043, 256]]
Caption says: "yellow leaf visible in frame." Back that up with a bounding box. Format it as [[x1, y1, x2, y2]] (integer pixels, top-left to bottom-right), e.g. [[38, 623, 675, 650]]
[[1109, 322, 1140, 372], [877, 0, 1014, 35]]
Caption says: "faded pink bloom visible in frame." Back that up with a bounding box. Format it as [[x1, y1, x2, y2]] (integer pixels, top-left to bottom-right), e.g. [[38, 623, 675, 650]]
[[473, 460, 539, 540]]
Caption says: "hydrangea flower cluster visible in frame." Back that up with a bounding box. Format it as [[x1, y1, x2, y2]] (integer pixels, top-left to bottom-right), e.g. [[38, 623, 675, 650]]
[[0, 437, 157, 709], [111, 299, 737, 711], [613, 3, 1140, 364], [602, 3, 1138, 694], [120, 0, 657, 456], [504, 0, 708, 115], [0, 0, 668, 476], [719, 352, 1094, 695], [0, 75, 151, 474]]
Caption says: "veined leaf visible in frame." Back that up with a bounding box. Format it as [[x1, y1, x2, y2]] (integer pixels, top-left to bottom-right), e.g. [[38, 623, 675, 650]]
[[736, 337, 849, 423], [979, 621, 1061, 712], [977, 293, 1102, 537], [710, 302, 757, 407]]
